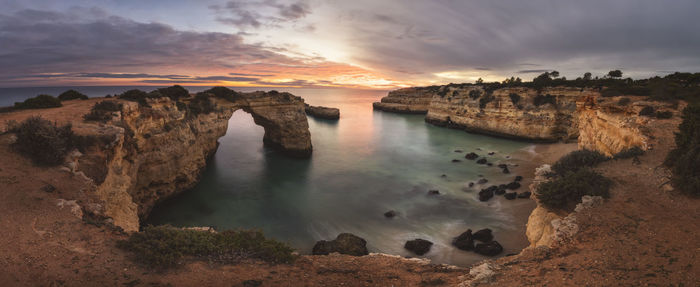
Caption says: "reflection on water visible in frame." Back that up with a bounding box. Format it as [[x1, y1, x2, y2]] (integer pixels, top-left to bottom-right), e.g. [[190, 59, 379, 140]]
[[146, 88, 536, 266]]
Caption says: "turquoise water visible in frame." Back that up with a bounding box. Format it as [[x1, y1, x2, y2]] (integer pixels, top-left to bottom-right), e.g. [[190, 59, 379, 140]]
[[1, 87, 537, 266]]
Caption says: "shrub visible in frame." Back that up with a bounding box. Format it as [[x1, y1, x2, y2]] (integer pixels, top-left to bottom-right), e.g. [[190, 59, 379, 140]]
[[613, 146, 644, 159], [157, 85, 190, 101], [468, 89, 482, 100], [12, 116, 74, 165], [479, 94, 495, 109], [655, 111, 673, 119], [536, 168, 612, 210], [117, 225, 297, 268], [199, 86, 240, 103], [187, 94, 216, 116], [14, 95, 62, 109], [552, 149, 608, 175], [533, 94, 556, 106], [58, 90, 88, 101], [118, 89, 149, 106], [639, 106, 655, 116], [508, 93, 521, 105], [665, 104, 700, 196], [617, 97, 631, 106], [84, 100, 123, 122]]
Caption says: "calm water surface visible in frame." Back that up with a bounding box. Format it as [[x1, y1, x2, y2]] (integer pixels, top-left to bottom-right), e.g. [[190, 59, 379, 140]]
[[1, 87, 536, 266]]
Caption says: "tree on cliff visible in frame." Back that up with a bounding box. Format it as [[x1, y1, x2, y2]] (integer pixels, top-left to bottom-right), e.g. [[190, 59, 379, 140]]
[[476, 78, 483, 85]]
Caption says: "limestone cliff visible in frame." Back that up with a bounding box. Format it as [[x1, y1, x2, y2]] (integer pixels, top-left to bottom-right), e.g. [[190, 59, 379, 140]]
[[70, 92, 312, 232], [372, 87, 434, 114], [424, 86, 594, 141]]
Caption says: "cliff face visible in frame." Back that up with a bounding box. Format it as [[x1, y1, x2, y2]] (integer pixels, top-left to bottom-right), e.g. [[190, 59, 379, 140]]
[[425, 86, 595, 141], [71, 92, 312, 232], [372, 87, 434, 114]]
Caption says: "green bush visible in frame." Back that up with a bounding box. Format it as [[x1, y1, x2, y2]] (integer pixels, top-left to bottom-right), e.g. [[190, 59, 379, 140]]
[[11, 116, 74, 165], [552, 149, 608, 175], [468, 89, 482, 100], [199, 86, 240, 102], [14, 95, 62, 109], [187, 94, 216, 116], [533, 94, 557, 106], [613, 146, 644, 159], [58, 90, 88, 101], [157, 85, 190, 101], [537, 168, 612, 210], [84, 100, 123, 122], [665, 104, 700, 196], [655, 111, 673, 119], [117, 225, 297, 268], [479, 94, 495, 109], [617, 97, 631, 106]]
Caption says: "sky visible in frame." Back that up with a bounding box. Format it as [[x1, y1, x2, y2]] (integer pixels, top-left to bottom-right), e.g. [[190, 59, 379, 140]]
[[1, 0, 699, 89]]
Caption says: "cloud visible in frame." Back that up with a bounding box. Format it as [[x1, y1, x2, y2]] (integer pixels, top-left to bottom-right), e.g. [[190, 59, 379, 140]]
[[211, 0, 311, 28], [194, 76, 260, 82], [517, 69, 552, 74]]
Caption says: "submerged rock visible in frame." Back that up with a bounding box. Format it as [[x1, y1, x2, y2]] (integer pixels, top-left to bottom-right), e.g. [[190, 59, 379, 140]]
[[504, 192, 517, 200], [488, 152, 495, 155], [506, 181, 521, 190], [497, 164, 508, 169], [428, 189, 440, 195], [452, 159, 462, 163], [465, 152, 479, 160], [452, 229, 475, 251], [479, 189, 494, 201], [454, 149, 463, 153], [477, 178, 488, 184], [473, 229, 494, 242], [514, 175, 523, 182], [502, 166, 510, 174], [476, 158, 488, 164], [404, 239, 433, 255], [312, 233, 368, 256], [304, 104, 340, 120], [468, 182, 475, 187], [474, 241, 503, 256], [495, 188, 506, 195], [384, 210, 397, 218], [41, 184, 56, 193], [518, 191, 532, 199]]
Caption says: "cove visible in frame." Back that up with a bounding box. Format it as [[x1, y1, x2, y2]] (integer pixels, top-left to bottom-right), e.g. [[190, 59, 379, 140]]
[[146, 88, 537, 266]]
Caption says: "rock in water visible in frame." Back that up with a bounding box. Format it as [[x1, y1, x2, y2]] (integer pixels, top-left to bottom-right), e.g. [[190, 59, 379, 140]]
[[472, 229, 493, 242], [478, 189, 494, 201], [312, 233, 368, 256], [504, 192, 517, 200], [502, 166, 510, 174], [518, 191, 532, 199], [506, 181, 521, 190], [404, 239, 433, 255], [514, 175, 523, 182], [304, 104, 340, 120], [476, 158, 488, 164], [465, 152, 479, 160], [41, 184, 56, 193], [384, 210, 397, 218], [495, 188, 506, 195], [474, 241, 503, 256], [452, 229, 475, 251], [428, 189, 440, 195], [477, 178, 488, 184], [452, 159, 462, 163]]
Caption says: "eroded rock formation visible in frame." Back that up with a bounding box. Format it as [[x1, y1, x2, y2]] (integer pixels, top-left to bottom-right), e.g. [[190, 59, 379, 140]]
[[66, 91, 312, 231], [372, 87, 434, 114], [305, 104, 340, 120]]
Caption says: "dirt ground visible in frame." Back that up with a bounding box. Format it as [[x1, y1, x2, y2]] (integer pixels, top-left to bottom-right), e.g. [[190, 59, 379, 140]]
[[477, 115, 700, 286]]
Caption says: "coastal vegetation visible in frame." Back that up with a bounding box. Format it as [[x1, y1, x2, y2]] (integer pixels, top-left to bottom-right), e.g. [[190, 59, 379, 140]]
[[117, 225, 297, 268], [665, 104, 700, 196], [538, 150, 612, 210], [83, 100, 123, 122], [58, 90, 88, 101], [13, 94, 62, 110]]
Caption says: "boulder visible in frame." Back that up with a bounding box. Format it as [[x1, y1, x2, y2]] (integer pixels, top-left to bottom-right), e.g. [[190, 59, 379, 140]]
[[452, 229, 475, 251], [304, 104, 340, 120], [41, 184, 56, 193], [506, 181, 521, 190], [504, 192, 517, 200], [487, 163, 493, 166], [312, 233, 369, 256], [472, 229, 493, 242], [495, 188, 506, 195], [502, 166, 510, 174], [477, 178, 488, 184], [452, 159, 462, 163], [384, 210, 397, 218], [476, 158, 487, 164], [404, 239, 433, 255], [478, 189, 494, 201], [518, 191, 532, 199], [468, 182, 475, 187], [484, 185, 498, 192], [465, 152, 479, 160], [428, 189, 440, 195], [514, 175, 523, 182], [497, 164, 508, 169], [488, 152, 495, 155], [474, 241, 503, 256]]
